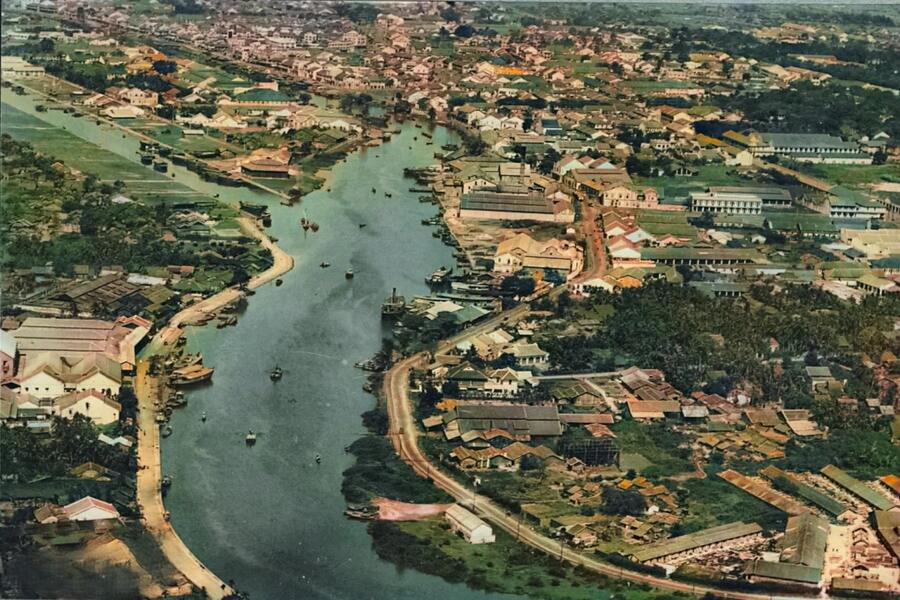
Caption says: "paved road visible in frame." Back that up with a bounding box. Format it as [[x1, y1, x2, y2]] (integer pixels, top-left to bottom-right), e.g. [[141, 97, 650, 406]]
[[383, 302, 804, 600]]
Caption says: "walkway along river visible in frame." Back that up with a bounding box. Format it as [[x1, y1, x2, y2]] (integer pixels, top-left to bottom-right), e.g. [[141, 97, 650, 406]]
[[1, 89, 523, 599]]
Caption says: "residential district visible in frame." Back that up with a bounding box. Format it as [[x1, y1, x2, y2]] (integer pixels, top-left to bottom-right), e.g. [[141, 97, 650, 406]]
[[0, 1, 898, 600]]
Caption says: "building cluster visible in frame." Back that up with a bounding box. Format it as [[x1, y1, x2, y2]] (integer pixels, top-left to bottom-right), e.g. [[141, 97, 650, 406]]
[[1, 316, 150, 428]]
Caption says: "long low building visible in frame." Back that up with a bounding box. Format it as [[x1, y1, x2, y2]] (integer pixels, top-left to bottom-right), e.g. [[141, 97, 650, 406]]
[[820, 465, 895, 510], [459, 191, 575, 223], [443, 403, 563, 441], [629, 521, 763, 563], [640, 247, 764, 267]]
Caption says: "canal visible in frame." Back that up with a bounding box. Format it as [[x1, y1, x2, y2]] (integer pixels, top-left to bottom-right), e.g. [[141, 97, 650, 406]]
[[1, 89, 522, 600]]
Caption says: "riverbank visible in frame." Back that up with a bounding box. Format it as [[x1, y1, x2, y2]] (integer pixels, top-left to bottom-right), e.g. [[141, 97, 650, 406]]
[[133, 195, 295, 599]]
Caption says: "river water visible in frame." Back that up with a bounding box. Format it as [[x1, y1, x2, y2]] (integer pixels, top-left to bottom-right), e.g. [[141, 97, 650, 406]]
[[2, 89, 523, 600]]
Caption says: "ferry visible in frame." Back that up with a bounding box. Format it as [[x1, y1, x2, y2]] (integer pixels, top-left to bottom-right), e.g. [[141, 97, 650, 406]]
[[170, 364, 214, 386]]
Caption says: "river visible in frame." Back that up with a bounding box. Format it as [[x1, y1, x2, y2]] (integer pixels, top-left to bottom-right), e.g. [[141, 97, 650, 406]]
[[2, 88, 523, 600]]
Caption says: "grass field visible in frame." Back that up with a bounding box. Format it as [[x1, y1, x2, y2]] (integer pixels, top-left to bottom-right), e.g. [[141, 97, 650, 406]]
[[0, 101, 217, 206], [799, 163, 900, 186]]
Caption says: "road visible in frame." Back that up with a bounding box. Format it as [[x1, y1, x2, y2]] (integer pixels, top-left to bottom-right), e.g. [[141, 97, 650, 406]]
[[383, 302, 803, 600], [135, 360, 233, 600], [572, 193, 608, 284]]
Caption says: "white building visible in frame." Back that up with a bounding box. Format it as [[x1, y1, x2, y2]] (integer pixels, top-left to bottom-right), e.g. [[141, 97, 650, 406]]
[[50, 389, 121, 425], [445, 504, 495, 544], [690, 190, 763, 215], [63, 496, 120, 522]]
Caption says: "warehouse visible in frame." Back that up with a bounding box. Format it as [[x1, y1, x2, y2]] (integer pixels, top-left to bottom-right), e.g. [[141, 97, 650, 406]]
[[628, 521, 763, 564], [445, 504, 495, 544], [459, 191, 575, 223]]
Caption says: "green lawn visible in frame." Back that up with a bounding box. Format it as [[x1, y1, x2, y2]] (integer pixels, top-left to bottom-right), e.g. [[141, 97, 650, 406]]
[[799, 163, 900, 186]]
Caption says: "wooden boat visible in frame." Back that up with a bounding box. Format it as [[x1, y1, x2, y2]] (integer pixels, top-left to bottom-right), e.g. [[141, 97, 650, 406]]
[[275, 279, 283, 287], [245, 431, 257, 446], [320, 262, 330, 268], [359, 223, 367, 229], [270, 365, 283, 381], [161, 425, 173, 438], [345, 269, 354, 279], [170, 364, 214, 386]]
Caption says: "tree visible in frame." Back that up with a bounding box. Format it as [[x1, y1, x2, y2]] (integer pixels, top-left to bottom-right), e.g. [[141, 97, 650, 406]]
[[38, 38, 55, 54], [152, 60, 178, 75], [601, 487, 646, 516]]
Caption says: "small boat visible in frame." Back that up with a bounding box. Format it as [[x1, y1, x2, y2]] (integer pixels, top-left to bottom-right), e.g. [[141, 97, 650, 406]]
[[161, 425, 173, 438], [161, 475, 173, 491], [300, 218, 311, 231], [246, 431, 257, 446], [320, 262, 330, 268], [371, 187, 376, 194], [315, 453, 322, 464], [153, 160, 168, 173], [275, 279, 283, 287], [140, 154, 154, 165], [384, 192, 392, 198], [344, 508, 377, 520], [359, 223, 367, 229], [270, 365, 283, 381], [345, 269, 354, 279], [310, 222, 319, 232], [201, 412, 207, 422]]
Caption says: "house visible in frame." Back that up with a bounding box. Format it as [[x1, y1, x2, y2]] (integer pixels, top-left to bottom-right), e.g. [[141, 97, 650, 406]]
[[50, 389, 121, 425], [445, 504, 495, 544], [16, 353, 122, 399], [494, 233, 582, 276], [62, 496, 120, 522]]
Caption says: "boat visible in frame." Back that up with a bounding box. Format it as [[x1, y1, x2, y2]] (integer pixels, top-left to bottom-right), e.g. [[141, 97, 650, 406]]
[[345, 269, 354, 279], [201, 412, 207, 422], [161, 475, 173, 491], [161, 425, 173, 438], [381, 288, 405, 318], [310, 222, 319, 232], [384, 192, 392, 198], [140, 154, 154, 165], [422, 132, 432, 139], [35, 104, 46, 112], [426, 266, 453, 286], [300, 218, 311, 231], [320, 262, 330, 268], [371, 187, 376, 194], [275, 279, 283, 287], [315, 453, 322, 464], [170, 364, 214, 386], [153, 160, 168, 173], [359, 223, 367, 229], [344, 503, 377, 520], [270, 365, 283, 381], [245, 431, 257, 446]]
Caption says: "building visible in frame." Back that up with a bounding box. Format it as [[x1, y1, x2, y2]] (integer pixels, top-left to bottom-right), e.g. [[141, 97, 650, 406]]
[[0, 56, 45, 78], [16, 353, 121, 399], [750, 133, 872, 165], [780, 513, 828, 571], [690, 189, 763, 215], [62, 496, 120, 522], [50, 389, 121, 425], [12, 316, 150, 372], [459, 191, 575, 223], [874, 510, 900, 561], [821, 465, 895, 510], [628, 521, 763, 564], [640, 247, 763, 267], [443, 404, 563, 442], [445, 504, 495, 544], [1, 329, 16, 381], [493, 233, 582, 276]]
